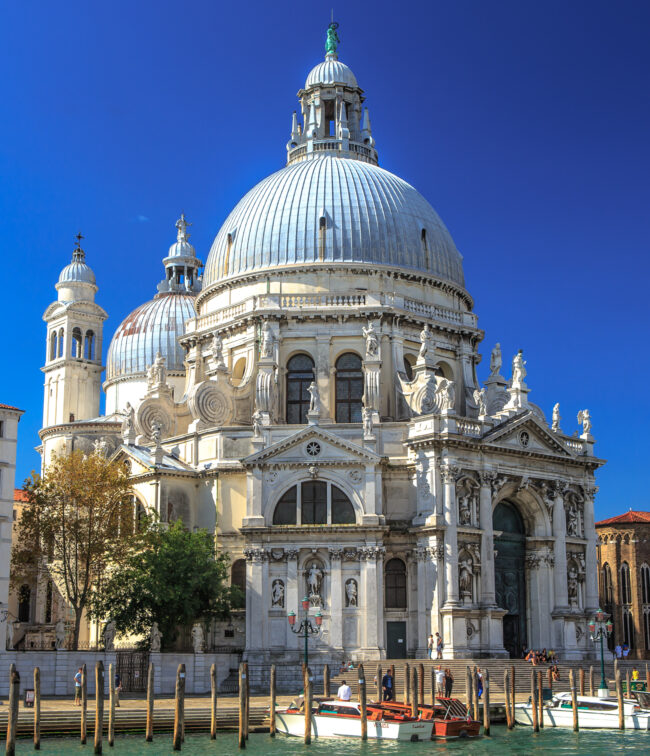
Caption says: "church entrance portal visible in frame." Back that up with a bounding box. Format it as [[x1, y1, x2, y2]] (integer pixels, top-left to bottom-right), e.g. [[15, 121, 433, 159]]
[[494, 501, 527, 658]]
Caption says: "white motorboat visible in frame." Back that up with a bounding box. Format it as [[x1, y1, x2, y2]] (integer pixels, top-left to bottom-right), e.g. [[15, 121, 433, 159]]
[[275, 698, 433, 741], [514, 692, 650, 730]]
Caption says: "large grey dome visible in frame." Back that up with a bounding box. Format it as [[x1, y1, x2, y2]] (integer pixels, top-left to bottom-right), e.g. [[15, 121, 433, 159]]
[[203, 156, 464, 288]]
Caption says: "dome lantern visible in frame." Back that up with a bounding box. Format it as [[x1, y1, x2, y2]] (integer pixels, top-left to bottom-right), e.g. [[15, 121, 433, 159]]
[[158, 213, 203, 294], [56, 232, 97, 302]]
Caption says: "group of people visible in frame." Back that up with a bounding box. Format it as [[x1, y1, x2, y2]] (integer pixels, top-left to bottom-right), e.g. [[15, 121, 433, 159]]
[[614, 643, 630, 659], [523, 648, 557, 665], [434, 666, 456, 698], [74, 667, 122, 706], [427, 632, 444, 659]]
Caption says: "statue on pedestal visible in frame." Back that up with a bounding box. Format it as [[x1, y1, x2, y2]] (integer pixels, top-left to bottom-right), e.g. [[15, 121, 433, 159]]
[[552, 402, 561, 432], [150, 622, 162, 652], [191, 623, 204, 654], [362, 321, 379, 358], [489, 343, 502, 377]]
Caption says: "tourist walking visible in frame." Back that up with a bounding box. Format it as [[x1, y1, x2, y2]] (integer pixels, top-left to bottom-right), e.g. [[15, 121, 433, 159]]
[[476, 668, 484, 699], [444, 668, 454, 698], [382, 670, 394, 701], [435, 665, 445, 696], [435, 632, 444, 659], [74, 667, 82, 705]]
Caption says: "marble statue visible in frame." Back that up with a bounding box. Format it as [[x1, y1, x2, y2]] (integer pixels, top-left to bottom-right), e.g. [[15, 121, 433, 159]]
[[577, 409, 592, 434], [260, 320, 274, 359], [362, 321, 379, 357], [271, 579, 285, 608], [55, 618, 66, 650], [307, 563, 323, 600], [473, 388, 487, 416], [93, 437, 108, 456], [489, 343, 502, 376], [418, 323, 434, 361], [150, 622, 162, 652], [191, 623, 204, 653], [362, 406, 373, 437], [568, 570, 579, 606], [122, 402, 135, 435], [103, 620, 116, 652], [252, 410, 263, 438], [512, 350, 527, 385], [212, 331, 225, 368], [151, 420, 163, 447], [459, 559, 473, 599], [567, 505, 579, 537], [147, 351, 167, 389], [308, 381, 321, 413], [552, 403, 561, 432], [458, 496, 472, 526], [438, 379, 455, 412], [345, 579, 358, 607]]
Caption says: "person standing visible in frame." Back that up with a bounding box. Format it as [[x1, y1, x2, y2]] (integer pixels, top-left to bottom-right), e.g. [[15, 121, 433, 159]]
[[74, 667, 82, 706], [444, 668, 454, 698], [615, 643, 622, 659], [114, 671, 123, 707], [435, 632, 444, 659], [476, 668, 484, 699], [435, 665, 445, 697], [427, 634, 435, 659], [337, 680, 352, 701], [381, 670, 394, 701]]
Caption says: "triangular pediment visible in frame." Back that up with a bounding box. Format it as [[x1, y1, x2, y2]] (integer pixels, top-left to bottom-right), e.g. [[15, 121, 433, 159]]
[[482, 411, 575, 457], [111, 444, 195, 475], [243, 425, 382, 467]]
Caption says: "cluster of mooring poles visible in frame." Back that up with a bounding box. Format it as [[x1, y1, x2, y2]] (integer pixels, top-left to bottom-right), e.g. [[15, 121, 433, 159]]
[[5, 660, 650, 751]]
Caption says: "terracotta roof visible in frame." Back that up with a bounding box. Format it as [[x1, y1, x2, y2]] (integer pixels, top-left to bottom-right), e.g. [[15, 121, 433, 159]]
[[13, 489, 29, 502], [0, 403, 23, 412], [596, 511, 650, 526]]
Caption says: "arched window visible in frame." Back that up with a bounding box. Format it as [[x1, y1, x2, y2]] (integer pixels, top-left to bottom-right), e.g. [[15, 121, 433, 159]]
[[621, 562, 632, 604], [272, 481, 355, 525], [71, 327, 83, 359], [49, 331, 57, 361], [641, 563, 650, 605], [84, 330, 95, 360], [58, 328, 64, 358], [335, 353, 363, 423], [403, 354, 416, 381], [601, 563, 614, 607], [286, 354, 315, 424], [18, 584, 31, 623], [231, 559, 246, 608], [622, 609, 635, 649], [385, 558, 407, 609]]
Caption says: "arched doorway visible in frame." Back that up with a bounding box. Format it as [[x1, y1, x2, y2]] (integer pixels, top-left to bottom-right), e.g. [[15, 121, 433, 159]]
[[494, 501, 527, 658]]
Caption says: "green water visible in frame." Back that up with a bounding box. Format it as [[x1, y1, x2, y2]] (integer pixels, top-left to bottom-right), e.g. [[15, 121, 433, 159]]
[[12, 727, 648, 755]]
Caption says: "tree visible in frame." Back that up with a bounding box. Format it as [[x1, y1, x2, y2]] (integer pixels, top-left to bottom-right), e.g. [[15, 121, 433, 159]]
[[11, 449, 136, 649], [89, 519, 239, 650]]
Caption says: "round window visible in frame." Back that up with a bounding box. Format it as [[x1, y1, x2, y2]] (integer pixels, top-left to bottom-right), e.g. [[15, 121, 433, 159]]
[[306, 441, 322, 457]]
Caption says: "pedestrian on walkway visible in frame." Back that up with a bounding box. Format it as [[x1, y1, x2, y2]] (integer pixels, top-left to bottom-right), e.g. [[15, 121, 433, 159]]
[[427, 634, 435, 659], [74, 668, 82, 705], [435, 665, 445, 696], [444, 668, 454, 698], [382, 670, 394, 701], [435, 632, 444, 659], [476, 668, 484, 698], [337, 680, 352, 701], [115, 672, 122, 707]]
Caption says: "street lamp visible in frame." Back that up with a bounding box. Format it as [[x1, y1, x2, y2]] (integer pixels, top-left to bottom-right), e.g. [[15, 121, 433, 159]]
[[589, 608, 614, 698], [288, 596, 322, 667]]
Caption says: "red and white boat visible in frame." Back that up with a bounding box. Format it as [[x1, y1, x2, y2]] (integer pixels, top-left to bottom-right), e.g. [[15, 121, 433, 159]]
[[274, 697, 433, 741], [377, 697, 482, 739]]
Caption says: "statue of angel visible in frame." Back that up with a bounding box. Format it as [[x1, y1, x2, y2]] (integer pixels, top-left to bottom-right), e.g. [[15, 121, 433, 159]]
[[552, 403, 561, 432], [418, 323, 434, 360], [577, 409, 592, 434], [438, 379, 456, 412]]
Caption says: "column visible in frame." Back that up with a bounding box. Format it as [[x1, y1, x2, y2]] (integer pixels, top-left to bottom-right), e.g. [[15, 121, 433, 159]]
[[364, 551, 380, 651], [429, 542, 444, 634], [328, 549, 343, 650], [583, 487, 599, 613], [479, 473, 496, 606], [415, 546, 429, 656], [441, 465, 459, 606], [552, 483, 569, 609], [315, 334, 331, 422], [285, 549, 299, 651]]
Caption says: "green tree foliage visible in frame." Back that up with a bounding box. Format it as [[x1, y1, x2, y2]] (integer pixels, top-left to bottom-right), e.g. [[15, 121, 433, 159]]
[[89, 520, 239, 650], [11, 450, 136, 649]]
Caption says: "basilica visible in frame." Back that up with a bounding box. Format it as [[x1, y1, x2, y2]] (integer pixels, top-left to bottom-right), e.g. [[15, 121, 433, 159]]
[[36, 27, 604, 667]]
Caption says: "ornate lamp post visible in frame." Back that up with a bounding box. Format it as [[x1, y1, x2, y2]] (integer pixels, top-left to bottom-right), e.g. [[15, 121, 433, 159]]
[[588, 608, 614, 698], [288, 596, 322, 667]]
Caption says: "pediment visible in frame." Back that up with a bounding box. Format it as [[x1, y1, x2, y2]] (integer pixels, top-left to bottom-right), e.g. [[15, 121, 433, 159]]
[[43, 300, 108, 321], [243, 425, 382, 468], [482, 412, 574, 457]]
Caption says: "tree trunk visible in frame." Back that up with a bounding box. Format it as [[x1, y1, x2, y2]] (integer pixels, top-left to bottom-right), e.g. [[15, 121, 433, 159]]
[[72, 607, 84, 650]]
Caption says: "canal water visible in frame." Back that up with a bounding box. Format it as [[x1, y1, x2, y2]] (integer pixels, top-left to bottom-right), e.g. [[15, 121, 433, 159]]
[[13, 726, 648, 755]]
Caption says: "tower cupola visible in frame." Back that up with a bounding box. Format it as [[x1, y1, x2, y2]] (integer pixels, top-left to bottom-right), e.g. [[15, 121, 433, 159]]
[[158, 213, 203, 293], [56, 233, 98, 303]]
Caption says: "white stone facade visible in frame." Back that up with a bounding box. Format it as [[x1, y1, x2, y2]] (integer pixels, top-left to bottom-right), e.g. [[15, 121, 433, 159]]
[[27, 33, 604, 667]]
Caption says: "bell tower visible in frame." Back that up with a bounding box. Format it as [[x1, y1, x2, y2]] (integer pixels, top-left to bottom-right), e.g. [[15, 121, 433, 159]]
[[42, 235, 108, 430]]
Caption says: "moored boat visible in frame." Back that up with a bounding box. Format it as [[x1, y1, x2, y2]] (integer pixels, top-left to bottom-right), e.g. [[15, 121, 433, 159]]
[[274, 697, 433, 740], [378, 697, 482, 739], [514, 692, 650, 730]]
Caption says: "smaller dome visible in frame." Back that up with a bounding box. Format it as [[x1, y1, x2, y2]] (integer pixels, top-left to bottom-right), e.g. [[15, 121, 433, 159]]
[[305, 55, 358, 89], [167, 239, 196, 259], [58, 260, 96, 285]]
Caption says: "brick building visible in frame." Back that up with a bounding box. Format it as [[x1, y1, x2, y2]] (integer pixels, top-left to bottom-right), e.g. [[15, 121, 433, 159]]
[[596, 511, 650, 659]]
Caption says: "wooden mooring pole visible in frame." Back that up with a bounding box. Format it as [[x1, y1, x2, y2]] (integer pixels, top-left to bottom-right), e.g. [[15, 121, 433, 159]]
[[323, 663, 330, 698], [94, 661, 104, 755], [376, 664, 382, 702], [173, 663, 186, 751], [146, 662, 155, 742], [81, 663, 88, 745], [589, 665, 594, 697], [616, 669, 624, 730], [418, 662, 424, 705], [359, 664, 368, 741], [510, 665, 516, 720], [404, 663, 410, 704], [6, 664, 19, 756], [569, 669, 579, 732], [304, 666, 313, 745], [238, 663, 246, 749], [579, 667, 585, 696], [466, 666, 472, 716], [531, 669, 539, 732], [269, 664, 276, 737], [34, 666, 41, 750], [537, 669, 543, 728], [504, 669, 514, 730], [483, 669, 490, 735], [472, 668, 479, 724], [411, 667, 418, 719], [108, 663, 115, 747]]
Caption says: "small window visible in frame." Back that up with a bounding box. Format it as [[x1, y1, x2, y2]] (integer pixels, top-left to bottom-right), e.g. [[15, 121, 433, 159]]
[[335, 353, 363, 423], [231, 559, 246, 608], [286, 354, 315, 424], [84, 330, 95, 360], [18, 584, 31, 623], [58, 329, 64, 358], [272, 482, 356, 526], [622, 609, 635, 649], [621, 562, 632, 604], [642, 564, 650, 604], [49, 331, 57, 361], [71, 327, 83, 359], [403, 354, 415, 381]]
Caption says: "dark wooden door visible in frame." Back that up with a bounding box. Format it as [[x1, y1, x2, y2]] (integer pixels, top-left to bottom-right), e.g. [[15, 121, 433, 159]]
[[386, 621, 407, 659]]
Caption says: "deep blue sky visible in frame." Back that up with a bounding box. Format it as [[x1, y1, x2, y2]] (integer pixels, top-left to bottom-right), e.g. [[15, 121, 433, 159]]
[[2, 1, 648, 520]]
